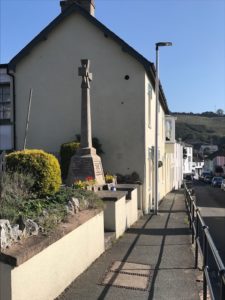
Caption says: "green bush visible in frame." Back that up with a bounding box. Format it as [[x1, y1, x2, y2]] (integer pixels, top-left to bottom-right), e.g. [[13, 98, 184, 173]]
[[75, 134, 104, 155], [0, 172, 35, 223], [0, 171, 34, 201], [60, 141, 80, 180], [6, 150, 61, 196]]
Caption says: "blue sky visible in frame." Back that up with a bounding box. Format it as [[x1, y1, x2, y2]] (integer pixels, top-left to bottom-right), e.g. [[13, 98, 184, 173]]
[[0, 0, 225, 113]]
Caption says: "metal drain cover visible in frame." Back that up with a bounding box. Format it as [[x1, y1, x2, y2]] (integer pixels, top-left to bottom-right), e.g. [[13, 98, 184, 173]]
[[100, 261, 153, 291]]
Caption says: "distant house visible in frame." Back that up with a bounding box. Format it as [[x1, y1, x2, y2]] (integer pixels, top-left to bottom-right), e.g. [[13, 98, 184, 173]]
[[0, 64, 14, 151], [192, 154, 204, 179], [199, 144, 218, 157], [183, 143, 193, 176], [203, 157, 214, 174], [165, 115, 183, 189], [3, 0, 182, 213], [207, 150, 225, 175]]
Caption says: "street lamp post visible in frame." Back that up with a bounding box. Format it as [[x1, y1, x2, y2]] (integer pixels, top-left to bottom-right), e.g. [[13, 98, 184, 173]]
[[154, 42, 172, 215]]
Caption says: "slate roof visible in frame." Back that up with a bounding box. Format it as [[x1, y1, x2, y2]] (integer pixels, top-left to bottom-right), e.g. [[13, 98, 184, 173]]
[[8, 3, 169, 113], [0, 64, 8, 68]]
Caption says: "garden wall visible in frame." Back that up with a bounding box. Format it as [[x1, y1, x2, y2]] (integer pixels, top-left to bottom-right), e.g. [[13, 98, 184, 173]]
[[0, 210, 104, 300], [97, 185, 138, 238]]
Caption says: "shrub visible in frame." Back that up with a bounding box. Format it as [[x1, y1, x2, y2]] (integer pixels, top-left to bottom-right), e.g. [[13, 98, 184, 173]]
[[0, 172, 35, 223], [60, 141, 80, 180], [6, 150, 61, 196], [75, 135, 104, 155], [0, 171, 34, 201], [116, 172, 141, 184]]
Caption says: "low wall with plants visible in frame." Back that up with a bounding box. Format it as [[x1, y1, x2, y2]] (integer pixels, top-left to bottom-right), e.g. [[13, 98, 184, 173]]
[[0, 149, 105, 300], [0, 210, 104, 300]]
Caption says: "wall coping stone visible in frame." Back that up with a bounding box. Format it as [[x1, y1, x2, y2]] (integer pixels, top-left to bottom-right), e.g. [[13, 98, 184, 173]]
[[115, 184, 138, 200], [115, 184, 138, 189], [96, 191, 127, 201], [0, 209, 101, 267]]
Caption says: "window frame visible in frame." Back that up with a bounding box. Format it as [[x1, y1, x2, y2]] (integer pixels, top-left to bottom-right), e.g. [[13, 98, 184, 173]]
[[147, 83, 152, 128], [0, 84, 11, 122]]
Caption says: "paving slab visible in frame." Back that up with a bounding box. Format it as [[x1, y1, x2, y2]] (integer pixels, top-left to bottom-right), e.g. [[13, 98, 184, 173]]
[[57, 190, 200, 300]]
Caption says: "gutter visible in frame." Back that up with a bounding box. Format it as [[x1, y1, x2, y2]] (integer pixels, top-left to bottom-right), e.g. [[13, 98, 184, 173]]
[[7, 67, 16, 150]]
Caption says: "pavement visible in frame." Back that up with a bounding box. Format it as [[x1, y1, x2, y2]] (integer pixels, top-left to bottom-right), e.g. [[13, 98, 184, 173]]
[[58, 190, 200, 300]]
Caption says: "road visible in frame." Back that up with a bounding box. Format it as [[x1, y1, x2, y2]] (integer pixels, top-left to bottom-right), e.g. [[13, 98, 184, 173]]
[[192, 181, 225, 264]]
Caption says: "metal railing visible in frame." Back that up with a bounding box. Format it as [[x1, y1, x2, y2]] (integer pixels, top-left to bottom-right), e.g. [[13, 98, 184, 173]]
[[184, 183, 225, 300]]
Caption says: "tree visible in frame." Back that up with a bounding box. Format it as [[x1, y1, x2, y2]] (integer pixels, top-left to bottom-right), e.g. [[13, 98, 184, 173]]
[[216, 109, 224, 116], [203, 147, 211, 157]]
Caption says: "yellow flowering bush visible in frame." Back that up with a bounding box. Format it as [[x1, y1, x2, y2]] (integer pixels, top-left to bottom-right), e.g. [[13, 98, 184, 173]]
[[6, 149, 62, 196]]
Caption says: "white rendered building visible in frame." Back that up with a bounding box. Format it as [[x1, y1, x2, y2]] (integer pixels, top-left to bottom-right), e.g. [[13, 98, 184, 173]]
[[3, 0, 182, 213]]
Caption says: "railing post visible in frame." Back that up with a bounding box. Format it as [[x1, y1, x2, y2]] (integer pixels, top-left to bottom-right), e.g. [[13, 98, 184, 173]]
[[219, 270, 225, 300], [203, 226, 208, 300], [195, 211, 199, 269], [189, 194, 192, 229], [191, 199, 195, 244]]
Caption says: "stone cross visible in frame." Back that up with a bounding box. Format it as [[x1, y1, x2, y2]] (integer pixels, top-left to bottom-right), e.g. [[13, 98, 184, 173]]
[[78, 59, 93, 149], [66, 59, 105, 186]]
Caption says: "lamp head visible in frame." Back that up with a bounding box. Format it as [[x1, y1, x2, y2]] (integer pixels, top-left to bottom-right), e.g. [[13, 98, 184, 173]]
[[156, 42, 172, 50]]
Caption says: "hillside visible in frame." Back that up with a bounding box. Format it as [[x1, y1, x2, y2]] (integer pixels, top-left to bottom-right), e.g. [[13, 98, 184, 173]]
[[173, 114, 225, 149]]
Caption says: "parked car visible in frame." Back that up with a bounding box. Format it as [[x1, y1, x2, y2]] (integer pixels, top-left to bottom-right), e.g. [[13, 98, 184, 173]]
[[204, 175, 212, 184], [184, 174, 193, 181], [211, 177, 223, 187], [199, 172, 211, 181], [221, 179, 225, 191]]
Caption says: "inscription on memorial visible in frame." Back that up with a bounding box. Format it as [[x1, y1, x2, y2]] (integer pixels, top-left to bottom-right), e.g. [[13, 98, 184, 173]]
[[94, 161, 103, 176]]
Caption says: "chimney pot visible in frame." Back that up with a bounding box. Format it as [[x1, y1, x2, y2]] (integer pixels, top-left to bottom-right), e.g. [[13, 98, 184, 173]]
[[60, 0, 95, 16]]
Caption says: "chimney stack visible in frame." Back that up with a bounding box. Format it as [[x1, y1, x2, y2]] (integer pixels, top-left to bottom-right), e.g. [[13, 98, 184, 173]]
[[60, 0, 95, 16]]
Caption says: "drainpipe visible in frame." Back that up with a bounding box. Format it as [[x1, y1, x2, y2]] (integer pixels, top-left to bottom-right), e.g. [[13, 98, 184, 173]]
[[7, 67, 16, 150]]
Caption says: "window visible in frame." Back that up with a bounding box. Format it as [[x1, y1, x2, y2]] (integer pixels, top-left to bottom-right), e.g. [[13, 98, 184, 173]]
[[0, 125, 12, 150], [162, 117, 164, 140], [166, 120, 172, 141], [0, 84, 11, 120], [148, 147, 152, 190], [148, 83, 152, 128]]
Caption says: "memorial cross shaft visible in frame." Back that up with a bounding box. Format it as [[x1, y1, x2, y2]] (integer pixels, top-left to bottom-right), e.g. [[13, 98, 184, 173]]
[[66, 59, 105, 186], [78, 59, 93, 149]]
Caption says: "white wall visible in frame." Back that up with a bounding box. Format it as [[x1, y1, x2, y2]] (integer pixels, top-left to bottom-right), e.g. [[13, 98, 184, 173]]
[[144, 75, 167, 212], [174, 142, 183, 189]]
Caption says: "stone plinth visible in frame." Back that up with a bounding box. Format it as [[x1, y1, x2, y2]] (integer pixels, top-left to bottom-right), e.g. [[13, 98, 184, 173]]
[[67, 147, 105, 186]]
